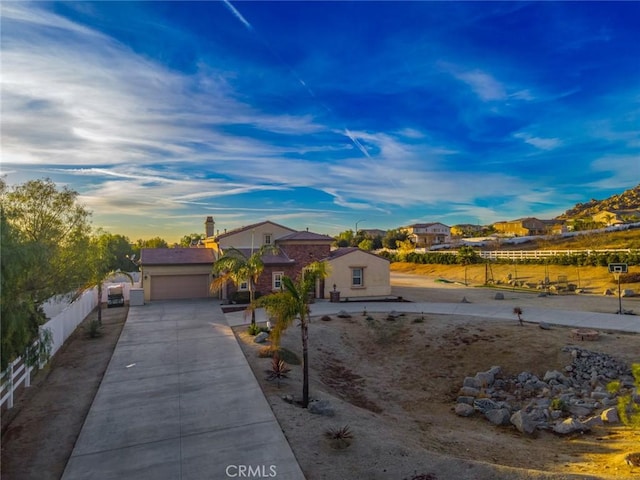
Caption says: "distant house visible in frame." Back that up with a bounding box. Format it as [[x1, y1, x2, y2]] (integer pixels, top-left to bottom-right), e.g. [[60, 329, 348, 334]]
[[493, 218, 547, 236], [360, 228, 387, 238], [140, 248, 216, 302], [401, 222, 451, 247], [592, 209, 640, 226], [323, 247, 391, 299], [541, 220, 568, 235], [450, 224, 484, 237]]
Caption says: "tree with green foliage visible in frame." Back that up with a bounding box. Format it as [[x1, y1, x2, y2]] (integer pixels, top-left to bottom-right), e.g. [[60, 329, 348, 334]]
[[382, 228, 408, 249], [85, 233, 134, 325], [255, 261, 329, 408], [131, 236, 169, 257], [358, 238, 374, 251], [179, 233, 205, 247], [210, 245, 277, 326], [333, 229, 355, 247], [92, 231, 134, 272], [0, 178, 92, 370]]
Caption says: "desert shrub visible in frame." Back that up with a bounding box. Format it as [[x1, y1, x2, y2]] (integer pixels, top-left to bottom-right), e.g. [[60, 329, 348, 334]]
[[247, 323, 269, 336], [86, 319, 102, 338], [550, 398, 568, 412], [258, 346, 301, 365], [606, 379, 621, 395], [324, 425, 353, 449], [320, 315, 332, 322], [617, 363, 640, 427], [404, 473, 438, 480]]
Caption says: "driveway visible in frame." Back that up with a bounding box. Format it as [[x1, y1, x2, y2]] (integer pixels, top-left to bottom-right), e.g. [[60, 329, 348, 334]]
[[62, 299, 305, 480]]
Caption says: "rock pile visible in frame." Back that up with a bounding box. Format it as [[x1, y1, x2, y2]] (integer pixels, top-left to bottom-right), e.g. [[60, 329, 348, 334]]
[[455, 346, 637, 435]]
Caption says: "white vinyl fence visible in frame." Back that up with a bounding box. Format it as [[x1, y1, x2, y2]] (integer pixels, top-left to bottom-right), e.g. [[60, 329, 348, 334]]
[[1, 287, 99, 409]]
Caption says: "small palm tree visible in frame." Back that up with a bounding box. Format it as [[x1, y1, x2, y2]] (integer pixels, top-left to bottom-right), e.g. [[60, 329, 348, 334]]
[[255, 261, 329, 408], [210, 245, 277, 326], [85, 269, 133, 325]]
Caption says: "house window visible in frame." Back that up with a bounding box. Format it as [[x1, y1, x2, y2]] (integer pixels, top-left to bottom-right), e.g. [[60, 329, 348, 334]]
[[239, 280, 248, 291], [273, 272, 284, 290], [351, 267, 364, 287], [264, 233, 272, 245]]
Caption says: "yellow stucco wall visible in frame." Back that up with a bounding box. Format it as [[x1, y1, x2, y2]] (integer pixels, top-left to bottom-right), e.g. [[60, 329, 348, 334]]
[[324, 250, 391, 298]]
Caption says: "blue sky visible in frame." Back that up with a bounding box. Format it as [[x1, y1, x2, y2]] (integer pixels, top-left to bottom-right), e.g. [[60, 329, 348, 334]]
[[2, 1, 639, 242]]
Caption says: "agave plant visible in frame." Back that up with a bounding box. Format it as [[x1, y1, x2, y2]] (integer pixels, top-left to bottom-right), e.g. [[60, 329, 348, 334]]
[[324, 425, 354, 449], [265, 355, 291, 388]]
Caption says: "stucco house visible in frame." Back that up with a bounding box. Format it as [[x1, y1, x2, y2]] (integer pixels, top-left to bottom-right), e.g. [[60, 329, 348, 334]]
[[493, 217, 547, 236], [323, 247, 391, 299], [204, 219, 334, 301], [401, 222, 451, 248], [140, 248, 215, 301], [592, 209, 640, 226]]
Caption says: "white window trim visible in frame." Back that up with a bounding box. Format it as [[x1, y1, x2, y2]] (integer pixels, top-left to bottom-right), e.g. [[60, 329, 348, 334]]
[[239, 280, 249, 291], [272, 271, 284, 291], [350, 266, 365, 289], [263, 233, 273, 245]]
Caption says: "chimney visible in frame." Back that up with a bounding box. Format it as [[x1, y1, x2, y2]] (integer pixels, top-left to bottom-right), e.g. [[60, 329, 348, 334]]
[[205, 216, 215, 238]]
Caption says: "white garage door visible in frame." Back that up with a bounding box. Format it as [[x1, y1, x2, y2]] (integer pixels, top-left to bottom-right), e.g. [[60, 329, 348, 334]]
[[150, 274, 210, 300]]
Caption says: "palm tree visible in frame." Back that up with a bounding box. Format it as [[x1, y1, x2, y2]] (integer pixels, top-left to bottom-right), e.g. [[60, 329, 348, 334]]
[[210, 245, 277, 326], [256, 261, 329, 408]]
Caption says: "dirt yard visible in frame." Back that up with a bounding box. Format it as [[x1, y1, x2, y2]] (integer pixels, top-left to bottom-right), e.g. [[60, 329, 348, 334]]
[[235, 272, 640, 480], [1, 305, 127, 480]]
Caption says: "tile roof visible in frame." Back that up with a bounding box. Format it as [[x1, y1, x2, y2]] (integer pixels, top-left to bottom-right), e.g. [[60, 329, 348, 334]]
[[140, 248, 215, 265], [215, 220, 296, 240], [277, 231, 334, 242]]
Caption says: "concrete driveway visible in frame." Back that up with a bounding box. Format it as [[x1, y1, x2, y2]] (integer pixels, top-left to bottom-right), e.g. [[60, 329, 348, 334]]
[[62, 299, 305, 480]]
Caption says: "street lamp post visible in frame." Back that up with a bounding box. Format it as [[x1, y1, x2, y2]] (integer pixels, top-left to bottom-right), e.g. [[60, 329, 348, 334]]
[[355, 219, 366, 235]]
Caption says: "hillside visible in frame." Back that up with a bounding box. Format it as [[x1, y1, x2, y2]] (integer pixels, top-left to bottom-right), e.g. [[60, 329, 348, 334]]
[[557, 183, 640, 219]]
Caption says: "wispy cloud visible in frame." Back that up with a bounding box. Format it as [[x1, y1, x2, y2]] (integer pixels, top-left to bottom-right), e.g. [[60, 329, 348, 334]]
[[513, 132, 562, 151], [455, 69, 507, 101]]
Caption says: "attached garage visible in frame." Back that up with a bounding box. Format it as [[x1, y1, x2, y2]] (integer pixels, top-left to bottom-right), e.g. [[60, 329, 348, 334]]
[[150, 274, 210, 300], [140, 248, 216, 302]]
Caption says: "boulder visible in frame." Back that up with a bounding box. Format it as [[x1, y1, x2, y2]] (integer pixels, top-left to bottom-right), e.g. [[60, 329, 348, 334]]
[[568, 404, 594, 417], [494, 292, 504, 300], [308, 399, 335, 416], [253, 331, 269, 343], [463, 377, 481, 389], [456, 396, 475, 405], [459, 386, 480, 396], [510, 410, 536, 435], [474, 398, 499, 413], [553, 417, 590, 435], [475, 371, 495, 387], [538, 322, 552, 330], [621, 289, 635, 297], [455, 403, 475, 417], [600, 407, 620, 424], [485, 408, 512, 426]]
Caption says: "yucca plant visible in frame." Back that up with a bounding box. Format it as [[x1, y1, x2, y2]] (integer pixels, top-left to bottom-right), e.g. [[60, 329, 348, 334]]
[[513, 307, 524, 326], [266, 355, 291, 388], [324, 425, 354, 449]]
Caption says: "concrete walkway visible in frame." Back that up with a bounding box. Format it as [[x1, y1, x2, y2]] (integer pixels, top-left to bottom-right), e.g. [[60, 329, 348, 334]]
[[62, 300, 305, 480], [226, 299, 640, 333]]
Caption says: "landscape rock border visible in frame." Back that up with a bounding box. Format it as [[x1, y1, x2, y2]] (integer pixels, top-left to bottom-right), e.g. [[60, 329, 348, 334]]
[[455, 345, 636, 436]]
